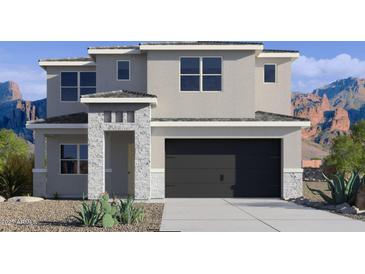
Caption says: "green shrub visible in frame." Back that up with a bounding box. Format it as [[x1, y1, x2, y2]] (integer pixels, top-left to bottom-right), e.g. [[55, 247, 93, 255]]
[[0, 129, 29, 173], [307, 171, 365, 205], [0, 154, 33, 199], [73, 200, 103, 227], [116, 196, 145, 225]]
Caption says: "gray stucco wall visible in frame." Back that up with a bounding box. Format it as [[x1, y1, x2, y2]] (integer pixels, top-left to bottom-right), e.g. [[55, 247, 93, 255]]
[[46, 66, 95, 118], [95, 54, 147, 92], [255, 57, 294, 115], [46, 134, 88, 198], [147, 50, 256, 119]]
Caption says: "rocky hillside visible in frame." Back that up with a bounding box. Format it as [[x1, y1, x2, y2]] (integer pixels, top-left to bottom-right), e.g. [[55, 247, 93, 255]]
[[0, 81, 46, 142], [291, 77, 365, 148]]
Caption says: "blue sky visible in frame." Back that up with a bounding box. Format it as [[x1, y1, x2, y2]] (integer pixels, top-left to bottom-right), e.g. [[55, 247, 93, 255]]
[[1, 41, 365, 100]]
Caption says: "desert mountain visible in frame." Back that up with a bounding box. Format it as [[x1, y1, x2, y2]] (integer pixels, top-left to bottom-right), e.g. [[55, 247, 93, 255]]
[[291, 77, 365, 146], [0, 81, 46, 142], [292, 91, 350, 145], [0, 81, 22, 103]]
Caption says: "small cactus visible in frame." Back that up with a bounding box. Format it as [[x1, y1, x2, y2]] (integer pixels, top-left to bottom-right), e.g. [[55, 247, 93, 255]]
[[102, 213, 115, 228], [99, 192, 118, 228]]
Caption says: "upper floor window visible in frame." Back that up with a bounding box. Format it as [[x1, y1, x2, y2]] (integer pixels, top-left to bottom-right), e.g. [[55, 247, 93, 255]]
[[61, 72, 96, 102], [202, 57, 222, 91], [264, 64, 276, 83], [60, 144, 88, 174], [180, 57, 200, 91], [180, 57, 222, 92], [117, 60, 130, 80]]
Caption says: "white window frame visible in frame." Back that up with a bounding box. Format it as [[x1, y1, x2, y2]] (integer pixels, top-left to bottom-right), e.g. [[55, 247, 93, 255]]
[[179, 56, 223, 93], [179, 56, 200, 92], [60, 71, 96, 102], [59, 143, 88, 175], [116, 60, 131, 81], [263, 63, 277, 84]]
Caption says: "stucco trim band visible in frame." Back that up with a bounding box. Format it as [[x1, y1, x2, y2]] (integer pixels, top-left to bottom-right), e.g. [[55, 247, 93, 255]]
[[32, 168, 47, 173]]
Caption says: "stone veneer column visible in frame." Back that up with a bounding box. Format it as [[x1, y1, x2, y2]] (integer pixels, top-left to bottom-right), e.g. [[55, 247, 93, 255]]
[[134, 107, 151, 199], [88, 112, 105, 199], [87, 104, 151, 200], [282, 170, 303, 199]]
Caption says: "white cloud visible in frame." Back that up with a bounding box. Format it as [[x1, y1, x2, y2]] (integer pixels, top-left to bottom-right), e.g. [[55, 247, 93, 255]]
[[0, 63, 46, 101], [292, 53, 365, 92]]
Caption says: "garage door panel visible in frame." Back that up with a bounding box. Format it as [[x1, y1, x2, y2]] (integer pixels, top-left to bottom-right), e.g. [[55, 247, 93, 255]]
[[166, 183, 235, 198], [166, 168, 236, 184], [166, 155, 236, 169], [165, 139, 281, 198]]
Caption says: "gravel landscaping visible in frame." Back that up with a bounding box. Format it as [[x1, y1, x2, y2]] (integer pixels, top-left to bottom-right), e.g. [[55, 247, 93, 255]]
[[0, 200, 164, 232], [297, 181, 365, 222]]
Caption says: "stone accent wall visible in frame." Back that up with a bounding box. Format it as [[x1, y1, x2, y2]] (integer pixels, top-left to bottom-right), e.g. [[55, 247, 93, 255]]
[[151, 170, 165, 199], [87, 103, 151, 200], [283, 171, 303, 199]]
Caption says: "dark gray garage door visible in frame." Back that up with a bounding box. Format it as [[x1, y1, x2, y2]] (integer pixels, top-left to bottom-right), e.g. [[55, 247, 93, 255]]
[[165, 139, 281, 198]]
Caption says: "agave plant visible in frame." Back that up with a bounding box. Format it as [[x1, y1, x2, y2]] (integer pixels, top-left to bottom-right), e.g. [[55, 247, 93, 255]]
[[73, 200, 103, 227], [308, 171, 364, 205], [116, 196, 145, 225]]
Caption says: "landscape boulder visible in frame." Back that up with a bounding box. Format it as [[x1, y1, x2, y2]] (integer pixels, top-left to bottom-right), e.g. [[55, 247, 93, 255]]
[[7, 196, 44, 203], [0, 196, 5, 202], [335, 203, 357, 214]]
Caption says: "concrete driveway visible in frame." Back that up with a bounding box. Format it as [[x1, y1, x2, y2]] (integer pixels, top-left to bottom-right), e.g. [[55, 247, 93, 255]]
[[160, 198, 365, 232]]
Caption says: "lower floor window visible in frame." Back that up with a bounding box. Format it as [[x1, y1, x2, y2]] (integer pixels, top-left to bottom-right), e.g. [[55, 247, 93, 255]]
[[60, 144, 88, 174]]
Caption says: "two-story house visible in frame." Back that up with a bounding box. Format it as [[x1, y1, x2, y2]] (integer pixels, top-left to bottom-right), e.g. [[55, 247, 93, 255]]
[[27, 42, 310, 200]]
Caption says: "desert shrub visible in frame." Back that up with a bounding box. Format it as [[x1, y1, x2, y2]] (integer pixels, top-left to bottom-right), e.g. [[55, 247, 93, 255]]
[[0, 153, 33, 199], [73, 200, 103, 227], [307, 171, 365, 205], [324, 121, 365, 174], [116, 196, 144, 225], [73, 193, 145, 227], [0, 129, 29, 173]]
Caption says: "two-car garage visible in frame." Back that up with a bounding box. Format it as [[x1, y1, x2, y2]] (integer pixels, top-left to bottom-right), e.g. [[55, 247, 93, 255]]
[[165, 139, 281, 198]]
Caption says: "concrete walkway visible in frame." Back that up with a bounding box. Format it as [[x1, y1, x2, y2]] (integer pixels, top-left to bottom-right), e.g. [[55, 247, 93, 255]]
[[160, 198, 365, 232]]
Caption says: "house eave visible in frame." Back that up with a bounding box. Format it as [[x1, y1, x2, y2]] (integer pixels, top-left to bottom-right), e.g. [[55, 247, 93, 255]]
[[80, 97, 158, 105], [88, 48, 141, 55], [150, 121, 310, 128], [257, 52, 300, 59], [26, 123, 88, 129], [38, 60, 96, 68], [139, 44, 264, 51]]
